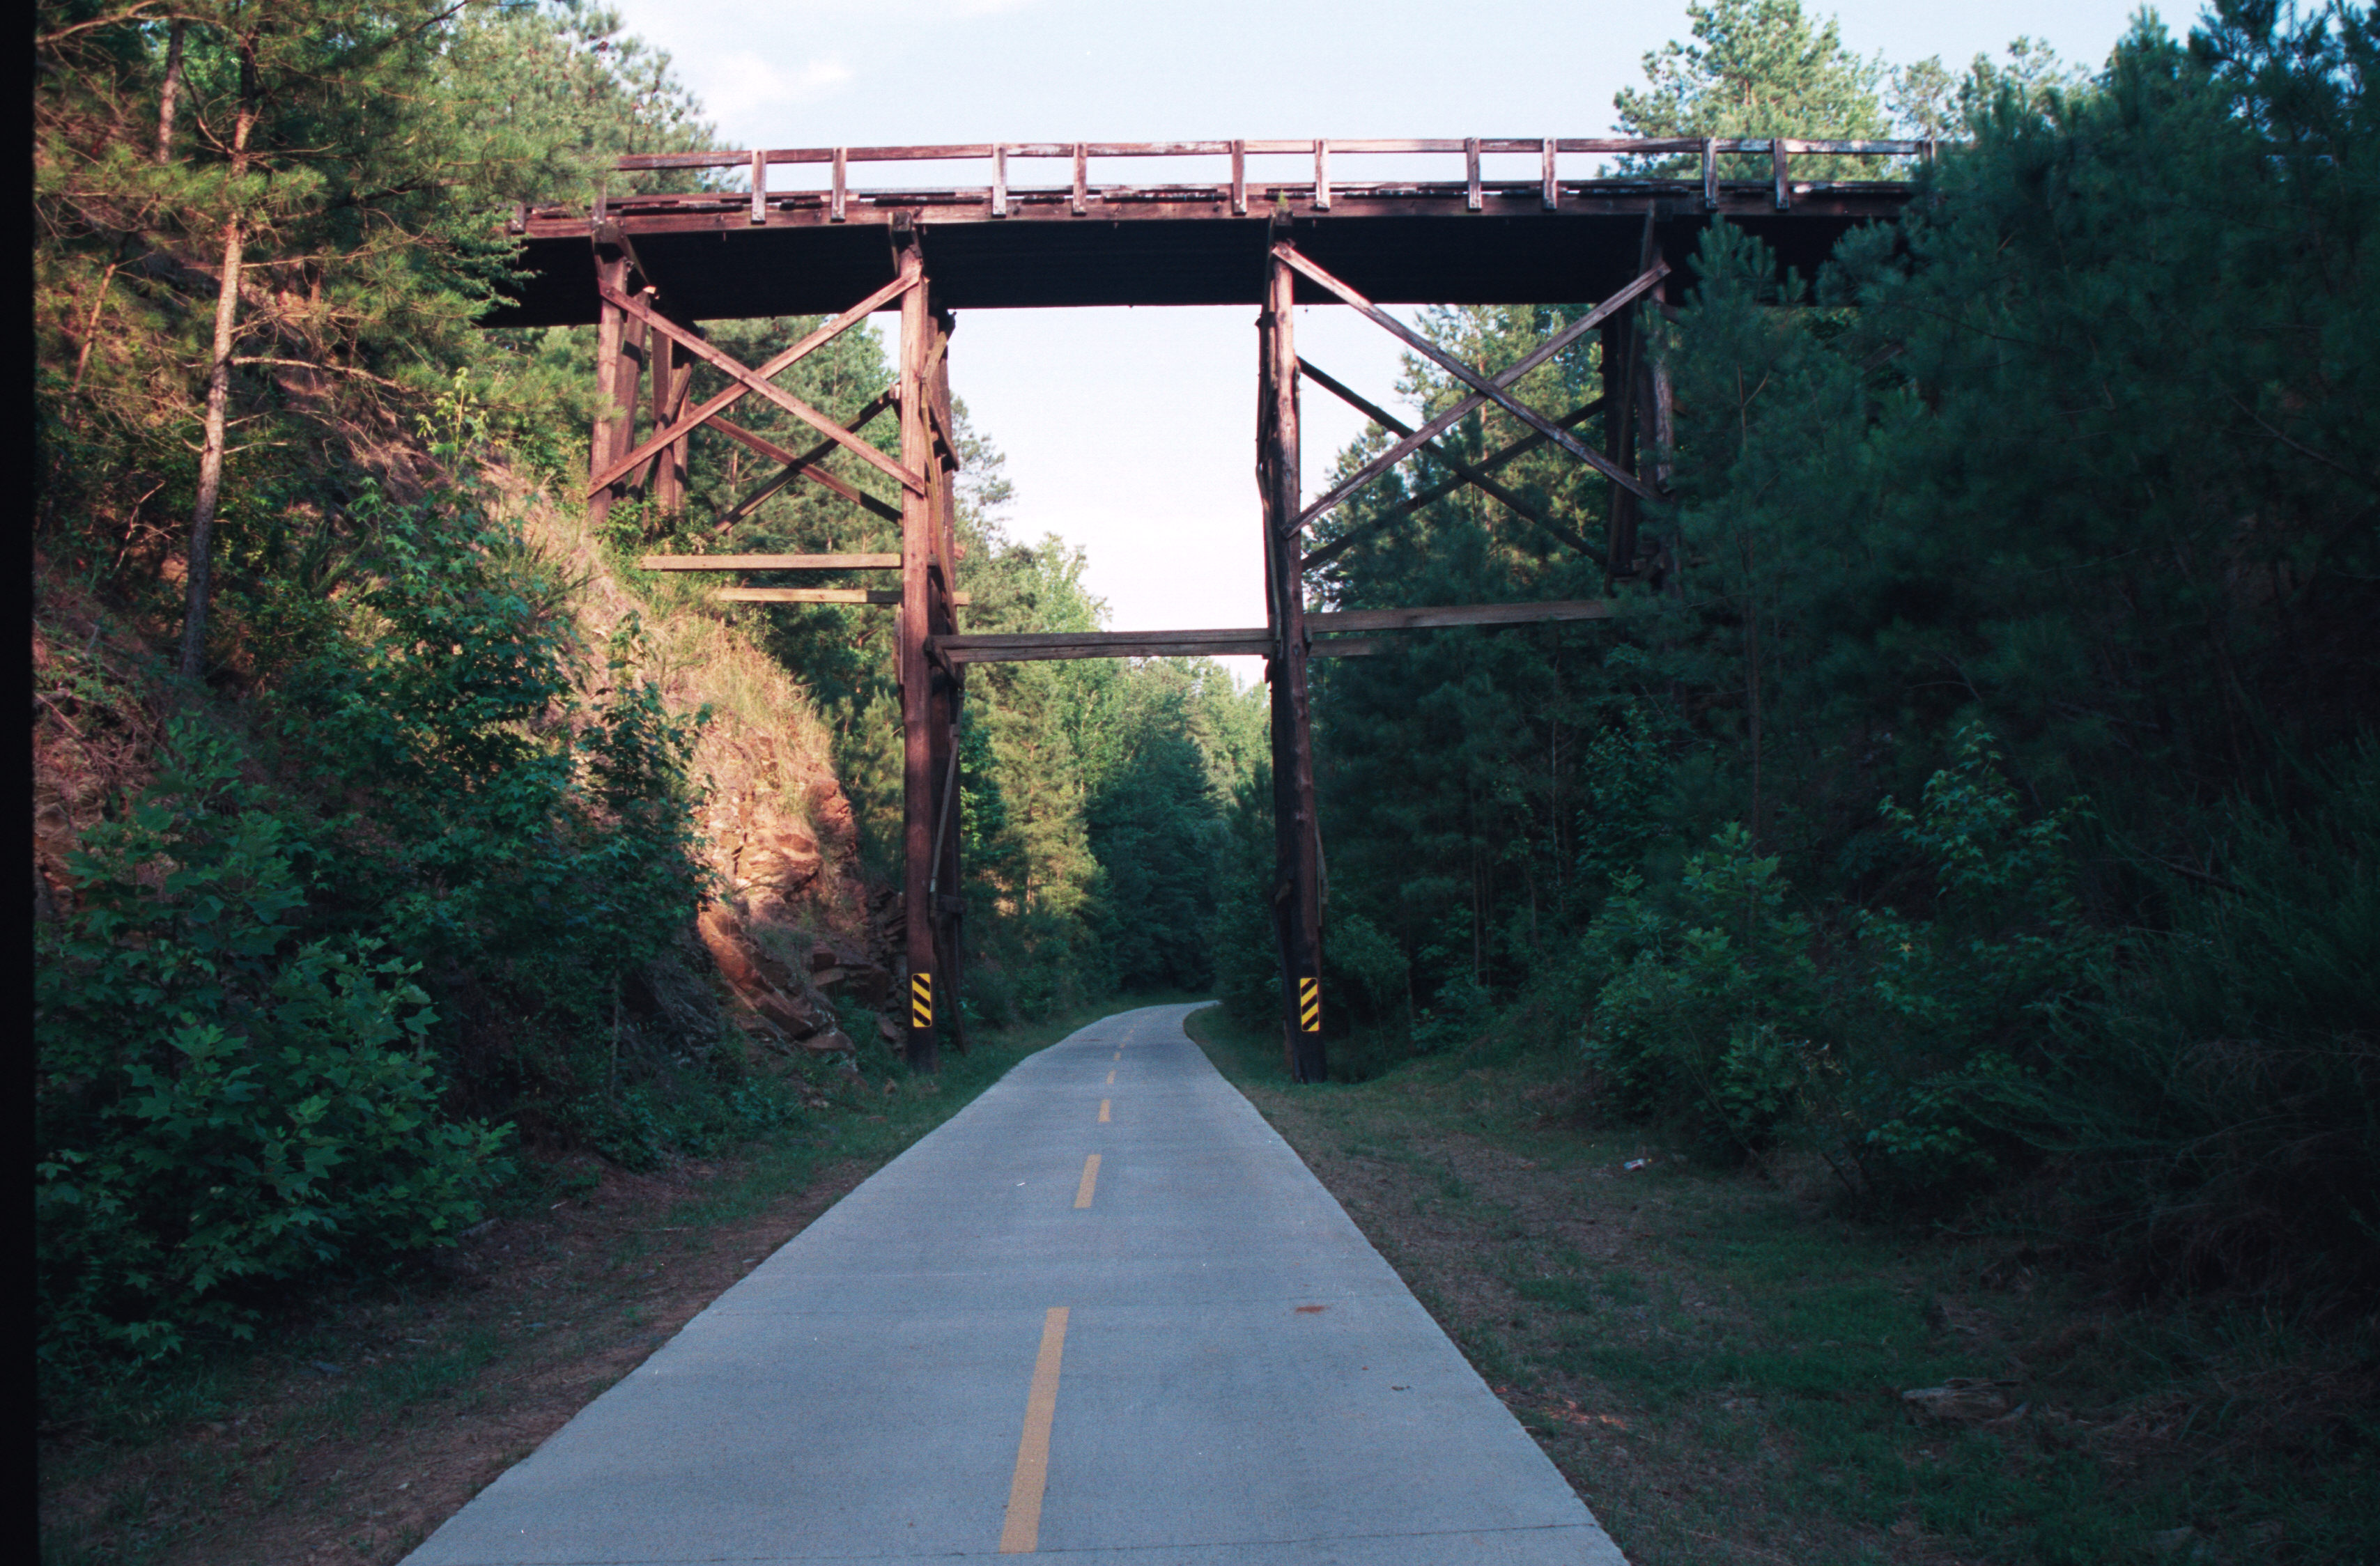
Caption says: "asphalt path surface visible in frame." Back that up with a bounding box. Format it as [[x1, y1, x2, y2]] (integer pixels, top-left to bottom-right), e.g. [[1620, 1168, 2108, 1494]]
[[404, 1002, 1628, 1565]]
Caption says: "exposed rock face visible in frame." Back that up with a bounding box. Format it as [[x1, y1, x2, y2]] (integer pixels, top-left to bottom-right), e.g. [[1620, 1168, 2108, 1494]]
[[695, 906, 850, 1053]]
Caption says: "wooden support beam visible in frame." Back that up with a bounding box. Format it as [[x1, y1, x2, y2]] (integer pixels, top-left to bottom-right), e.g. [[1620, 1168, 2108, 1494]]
[[652, 321, 691, 515], [1311, 599, 1613, 633], [750, 149, 766, 224], [717, 588, 971, 605], [642, 553, 900, 571], [925, 307, 965, 1055], [896, 238, 937, 1073], [588, 242, 640, 527], [594, 284, 928, 499], [1301, 395, 1605, 572], [1274, 244, 1653, 506], [1291, 258, 1667, 532], [1260, 251, 1327, 1086], [1296, 357, 1600, 561], [1230, 140, 1246, 214], [929, 600, 1620, 663], [1465, 137, 1482, 210], [1313, 139, 1331, 210], [936, 628, 1272, 663]]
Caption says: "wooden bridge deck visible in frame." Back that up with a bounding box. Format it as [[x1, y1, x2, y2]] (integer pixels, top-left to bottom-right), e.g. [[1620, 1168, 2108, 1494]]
[[486, 137, 1924, 323]]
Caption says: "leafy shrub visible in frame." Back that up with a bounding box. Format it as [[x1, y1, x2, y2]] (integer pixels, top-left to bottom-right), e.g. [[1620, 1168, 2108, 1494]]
[[1997, 743, 2380, 1294], [278, 486, 709, 1071], [1577, 729, 2100, 1191], [1580, 824, 1830, 1157], [36, 723, 510, 1375]]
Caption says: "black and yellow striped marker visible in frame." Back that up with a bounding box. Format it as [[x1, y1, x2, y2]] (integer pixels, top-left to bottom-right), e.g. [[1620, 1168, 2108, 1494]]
[[911, 971, 933, 1029], [1298, 975, 1320, 1032]]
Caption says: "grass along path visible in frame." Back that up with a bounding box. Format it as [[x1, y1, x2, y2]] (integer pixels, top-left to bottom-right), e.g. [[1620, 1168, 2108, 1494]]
[[38, 995, 1206, 1566], [1184, 1005, 2375, 1566]]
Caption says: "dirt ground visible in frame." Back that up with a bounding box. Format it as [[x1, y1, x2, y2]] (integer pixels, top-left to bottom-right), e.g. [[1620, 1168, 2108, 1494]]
[[1184, 1009, 2378, 1566], [41, 1140, 881, 1565]]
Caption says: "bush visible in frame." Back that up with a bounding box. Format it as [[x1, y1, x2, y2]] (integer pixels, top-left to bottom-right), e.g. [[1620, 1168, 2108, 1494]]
[[1577, 729, 2099, 1193], [36, 723, 510, 1375], [1997, 743, 2380, 1295], [1579, 825, 1830, 1158]]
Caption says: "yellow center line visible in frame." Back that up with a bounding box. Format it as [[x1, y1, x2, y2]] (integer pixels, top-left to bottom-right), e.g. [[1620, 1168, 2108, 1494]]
[[1072, 1153, 1101, 1209], [1112, 1049, 1121, 1062], [1105, 1069, 1114, 1085], [1098, 1099, 1111, 1123], [998, 1306, 1070, 1554]]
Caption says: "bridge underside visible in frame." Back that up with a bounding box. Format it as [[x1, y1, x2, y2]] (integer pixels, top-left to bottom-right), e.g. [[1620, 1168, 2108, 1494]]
[[486, 181, 1904, 324], [516, 144, 1915, 1081]]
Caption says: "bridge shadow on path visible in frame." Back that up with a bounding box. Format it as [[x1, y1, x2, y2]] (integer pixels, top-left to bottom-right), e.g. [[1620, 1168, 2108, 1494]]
[[402, 1003, 1628, 1565]]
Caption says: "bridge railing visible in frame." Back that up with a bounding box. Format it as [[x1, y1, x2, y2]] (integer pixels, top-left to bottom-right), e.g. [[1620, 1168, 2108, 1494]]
[[557, 136, 1938, 224]]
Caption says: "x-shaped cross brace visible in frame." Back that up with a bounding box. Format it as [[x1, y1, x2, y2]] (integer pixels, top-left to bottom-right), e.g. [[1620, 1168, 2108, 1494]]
[[586, 270, 929, 503], [1271, 243, 1667, 536]]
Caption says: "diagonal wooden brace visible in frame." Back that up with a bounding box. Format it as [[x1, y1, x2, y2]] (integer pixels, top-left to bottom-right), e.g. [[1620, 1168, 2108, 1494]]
[[586, 271, 925, 499], [1296, 358, 1601, 559], [1281, 247, 1666, 530], [1303, 394, 1605, 572]]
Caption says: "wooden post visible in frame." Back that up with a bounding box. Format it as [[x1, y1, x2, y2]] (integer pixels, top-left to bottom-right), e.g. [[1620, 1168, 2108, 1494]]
[[651, 323, 691, 516], [589, 240, 641, 527], [927, 307, 966, 1055], [1258, 249, 1327, 1085], [897, 236, 938, 1073]]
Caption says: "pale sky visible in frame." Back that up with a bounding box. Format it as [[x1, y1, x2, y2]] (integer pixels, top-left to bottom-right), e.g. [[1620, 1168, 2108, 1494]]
[[605, 0, 2173, 677]]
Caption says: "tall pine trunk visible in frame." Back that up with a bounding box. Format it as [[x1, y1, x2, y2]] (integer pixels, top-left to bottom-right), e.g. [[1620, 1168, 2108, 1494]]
[[178, 42, 256, 681]]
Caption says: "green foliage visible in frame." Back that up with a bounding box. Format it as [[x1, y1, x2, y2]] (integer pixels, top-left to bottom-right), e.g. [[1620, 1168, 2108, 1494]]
[[1614, 0, 1890, 175], [1581, 825, 1827, 1158], [1999, 743, 2380, 1293], [279, 483, 709, 1038], [35, 722, 511, 1374]]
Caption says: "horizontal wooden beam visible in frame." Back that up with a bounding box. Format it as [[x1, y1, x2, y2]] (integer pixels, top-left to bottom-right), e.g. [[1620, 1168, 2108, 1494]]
[[718, 588, 971, 606], [641, 554, 899, 571], [931, 600, 1618, 662], [936, 628, 1271, 663], [1310, 599, 1613, 633]]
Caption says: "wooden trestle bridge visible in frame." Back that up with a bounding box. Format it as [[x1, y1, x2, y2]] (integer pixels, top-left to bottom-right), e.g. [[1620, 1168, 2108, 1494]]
[[484, 136, 1928, 1081]]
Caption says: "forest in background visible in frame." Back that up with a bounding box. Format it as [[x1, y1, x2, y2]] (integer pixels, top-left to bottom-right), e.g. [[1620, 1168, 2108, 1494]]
[[31, 0, 2377, 1432]]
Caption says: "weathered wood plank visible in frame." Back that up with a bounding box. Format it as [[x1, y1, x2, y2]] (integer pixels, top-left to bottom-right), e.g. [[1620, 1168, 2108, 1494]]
[[718, 588, 971, 605], [1309, 599, 1614, 632], [934, 628, 1272, 663], [928, 600, 1618, 662], [610, 136, 1933, 174], [641, 554, 901, 571]]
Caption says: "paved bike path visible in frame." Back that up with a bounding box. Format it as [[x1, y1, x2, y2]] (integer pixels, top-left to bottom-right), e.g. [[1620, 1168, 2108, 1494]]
[[404, 1002, 1627, 1565]]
